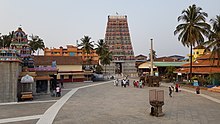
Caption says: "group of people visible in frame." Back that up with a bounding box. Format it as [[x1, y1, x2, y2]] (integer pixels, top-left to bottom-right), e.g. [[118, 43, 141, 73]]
[[114, 78, 145, 89], [168, 83, 180, 97], [133, 80, 144, 88], [51, 79, 64, 97], [114, 78, 130, 87]]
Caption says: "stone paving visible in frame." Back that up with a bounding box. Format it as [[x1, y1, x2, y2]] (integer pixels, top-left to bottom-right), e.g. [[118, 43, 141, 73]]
[[0, 79, 220, 124]]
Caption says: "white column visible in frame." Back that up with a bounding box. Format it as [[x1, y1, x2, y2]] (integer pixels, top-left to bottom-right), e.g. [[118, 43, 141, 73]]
[[47, 80, 50, 94]]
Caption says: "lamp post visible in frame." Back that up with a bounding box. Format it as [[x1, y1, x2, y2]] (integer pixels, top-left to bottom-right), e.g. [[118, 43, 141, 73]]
[[150, 38, 154, 76]]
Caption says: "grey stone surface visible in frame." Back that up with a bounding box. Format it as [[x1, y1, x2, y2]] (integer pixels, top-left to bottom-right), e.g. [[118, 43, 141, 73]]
[[1, 80, 220, 124], [0, 102, 54, 119], [54, 81, 220, 124]]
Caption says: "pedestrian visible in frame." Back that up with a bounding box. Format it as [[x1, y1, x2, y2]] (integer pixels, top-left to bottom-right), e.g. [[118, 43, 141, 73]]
[[169, 86, 172, 97], [126, 79, 130, 86], [175, 83, 179, 92], [121, 80, 123, 87], [123, 79, 127, 88], [139, 80, 143, 88], [196, 86, 200, 94], [60, 78, 64, 88], [133, 80, 136, 87], [114, 79, 119, 86], [56, 85, 61, 97], [171, 85, 175, 92]]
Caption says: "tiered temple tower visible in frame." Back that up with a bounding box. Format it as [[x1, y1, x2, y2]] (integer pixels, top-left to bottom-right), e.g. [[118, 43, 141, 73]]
[[104, 15, 137, 76], [10, 27, 33, 68]]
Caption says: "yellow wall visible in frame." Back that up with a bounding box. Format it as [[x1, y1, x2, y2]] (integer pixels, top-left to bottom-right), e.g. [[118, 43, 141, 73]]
[[193, 49, 205, 61], [56, 65, 82, 79], [57, 65, 82, 71]]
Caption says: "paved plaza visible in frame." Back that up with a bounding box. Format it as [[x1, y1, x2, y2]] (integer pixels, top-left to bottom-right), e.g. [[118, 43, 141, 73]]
[[0, 79, 220, 124]]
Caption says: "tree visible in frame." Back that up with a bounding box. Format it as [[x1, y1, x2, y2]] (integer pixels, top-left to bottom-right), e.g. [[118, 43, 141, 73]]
[[28, 35, 45, 55], [99, 50, 112, 74], [148, 49, 157, 61], [0, 31, 14, 48], [204, 15, 220, 65], [96, 39, 108, 56], [174, 4, 210, 82], [165, 66, 176, 82], [78, 36, 94, 64]]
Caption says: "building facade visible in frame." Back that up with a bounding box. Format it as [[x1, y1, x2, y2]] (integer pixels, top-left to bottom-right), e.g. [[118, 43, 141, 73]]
[[44, 45, 99, 64], [104, 15, 137, 76]]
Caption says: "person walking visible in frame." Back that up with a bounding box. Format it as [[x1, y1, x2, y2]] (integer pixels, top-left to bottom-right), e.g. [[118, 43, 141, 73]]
[[56, 85, 61, 97], [169, 86, 172, 97], [123, 79, 127, 88], [175, 83, 179, 92], [139, 80, 143, 88], [196, 86, 200, 94]]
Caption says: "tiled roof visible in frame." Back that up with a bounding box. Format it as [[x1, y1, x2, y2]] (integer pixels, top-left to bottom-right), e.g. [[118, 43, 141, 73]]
[[34, 56, 82, 66], [175, 67, 220, 74], [183, 52, 219, 67]]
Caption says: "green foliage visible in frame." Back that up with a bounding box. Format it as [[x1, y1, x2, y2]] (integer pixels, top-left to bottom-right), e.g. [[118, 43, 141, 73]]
[[28, 35, 45, 54], [174, 4, 210, 82], [0, 31, 14, 48], [203, 15, 220, 65], [95, 39, 112, 74], [148, 50, 157, 60], [95, 64, 103, 74], [78, 36, 94, 54]]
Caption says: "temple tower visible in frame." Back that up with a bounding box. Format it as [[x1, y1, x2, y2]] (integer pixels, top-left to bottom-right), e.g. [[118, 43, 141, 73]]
[[10, 27, 33, 68], [104, 15, 137, 77]]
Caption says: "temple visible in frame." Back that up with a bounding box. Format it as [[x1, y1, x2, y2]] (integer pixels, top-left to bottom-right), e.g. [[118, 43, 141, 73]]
[[104, 15, 137, 76]]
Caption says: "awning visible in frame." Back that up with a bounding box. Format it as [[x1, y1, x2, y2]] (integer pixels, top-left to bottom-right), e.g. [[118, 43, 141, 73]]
[[138, 62, 156, 69]]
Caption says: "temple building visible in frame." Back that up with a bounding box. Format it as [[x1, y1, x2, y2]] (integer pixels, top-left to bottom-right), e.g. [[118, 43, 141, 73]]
[[10, 27, 33, 68], [104, 15, 137, 76]]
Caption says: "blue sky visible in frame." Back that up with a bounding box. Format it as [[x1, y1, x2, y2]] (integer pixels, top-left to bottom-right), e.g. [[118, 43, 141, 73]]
[[1, 0, 219, 57]]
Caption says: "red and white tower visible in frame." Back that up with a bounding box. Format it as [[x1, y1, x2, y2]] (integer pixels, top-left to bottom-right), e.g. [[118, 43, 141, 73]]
[[104, 15, 137, 76]]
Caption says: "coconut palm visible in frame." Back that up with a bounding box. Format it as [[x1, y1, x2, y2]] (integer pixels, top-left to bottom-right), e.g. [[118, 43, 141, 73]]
[[29, 35, 45, 55], [99, 50, 112, 74], [174, 4, 210, 82], [96, 39, 108, 56], [204, 15, 220, 65], [78, 36, 94, 64], [0, 32, 14, 48], [148, 49, 157, 61]]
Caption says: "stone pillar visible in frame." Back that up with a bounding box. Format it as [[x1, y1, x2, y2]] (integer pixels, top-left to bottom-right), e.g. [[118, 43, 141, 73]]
[[32, 81, 36, 95], [47, 80, 50, 94]]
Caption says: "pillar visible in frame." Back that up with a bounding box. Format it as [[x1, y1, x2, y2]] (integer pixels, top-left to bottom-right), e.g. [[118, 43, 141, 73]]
[[47, 80, 50, 94]]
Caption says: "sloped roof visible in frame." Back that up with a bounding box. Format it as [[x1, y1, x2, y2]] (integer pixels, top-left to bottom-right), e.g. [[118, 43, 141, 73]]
[[34, 56, 82, 66], [154, 62, 187, 67], [175, 67, 220, 74], [138, 62, 156, 69], [175, 52, 220, 74]]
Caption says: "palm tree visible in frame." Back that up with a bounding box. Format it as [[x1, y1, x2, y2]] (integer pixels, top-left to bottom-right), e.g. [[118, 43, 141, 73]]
[[78, 36, 94, 64], [95, 39, 108, 65], [99, 50, 112, 74], [148, 49, 157, 61], [0, 31, 14, 48], [174, 4, 210, 82], [204, 15, 220, 65], [29, 35, 45, 55], [96, 39, 108, 55]]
